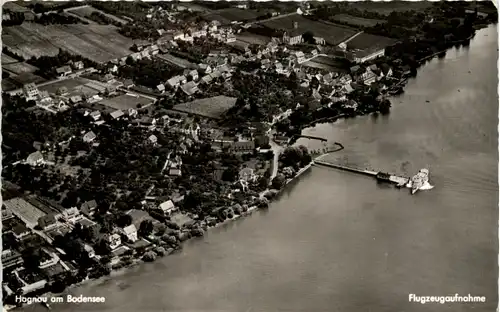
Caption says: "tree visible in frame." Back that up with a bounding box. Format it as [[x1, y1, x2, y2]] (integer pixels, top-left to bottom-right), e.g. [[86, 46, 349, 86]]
[[82, 225, 99, 243], [22, 247, 41, 271], [155, 224, 166, 236], [302, 31, 316, 44], [183, 188, 203, 210], [280, 146, 304, 168], [222, 167, 239, 182], [138, 220, 154, 237], [116, 213, 133, 228], [95, 238, 112, 256], [271, 174, 286, 189], [258, 175, 270, 189], [115, 200, 129, 211]]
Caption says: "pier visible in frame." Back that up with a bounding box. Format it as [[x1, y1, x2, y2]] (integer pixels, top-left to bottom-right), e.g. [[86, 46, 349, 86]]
[[313, 159, 409, 187], [294, 135, 328, 142]]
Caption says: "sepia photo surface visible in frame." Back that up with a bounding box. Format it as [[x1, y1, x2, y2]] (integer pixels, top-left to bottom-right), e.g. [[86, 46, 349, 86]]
[[1, 1, 498, 311]]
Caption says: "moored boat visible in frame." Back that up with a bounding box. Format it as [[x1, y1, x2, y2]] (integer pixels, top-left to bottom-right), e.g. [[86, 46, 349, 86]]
[[406, 169, 430, 195]]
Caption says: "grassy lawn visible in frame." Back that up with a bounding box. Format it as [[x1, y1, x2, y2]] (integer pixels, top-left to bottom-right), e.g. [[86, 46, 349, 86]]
[[332, 14, 386, 27]]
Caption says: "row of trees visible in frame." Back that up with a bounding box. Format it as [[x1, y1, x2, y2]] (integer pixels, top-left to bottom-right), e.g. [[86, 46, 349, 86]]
[[34, 13, 84, 25], [90, 1, 150, 20], [27, 49, 98, 79], [2, 47, 25, 62], [117, 57, 182, 89], [2, 12, 26, 27], [86, 11, 123, 27]]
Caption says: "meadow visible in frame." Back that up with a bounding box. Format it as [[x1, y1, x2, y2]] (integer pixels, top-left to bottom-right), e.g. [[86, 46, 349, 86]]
[[260, 14, 357, 45], [2, 23, 135, 63], [332, 14, 386, 28]]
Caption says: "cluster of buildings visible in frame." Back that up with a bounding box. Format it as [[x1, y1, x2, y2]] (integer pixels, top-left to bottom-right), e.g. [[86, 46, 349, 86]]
[[2, 176, 193, 298]]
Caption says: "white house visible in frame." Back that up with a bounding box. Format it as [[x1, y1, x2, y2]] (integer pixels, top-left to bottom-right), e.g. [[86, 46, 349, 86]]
[[110, 110, 125, 120], [90, 111, 101, 121], [239, 167, 256, 182], [121, 224, 138, 242], [108, 234, 121, 250], [159, 200, 176, 215], [84, 244, 95, 258], [22, 83, 39, 101], [56, 65, 72, 78], [128, 108, 138, 118], [352, 48, 385, 64], [72, 61, 84, 70], [61, 207, 82, 223], [188, 69, 199, 81], [26, 151, 44, 166], [83, 131, 96, 143], [148, 134, 158, 144]]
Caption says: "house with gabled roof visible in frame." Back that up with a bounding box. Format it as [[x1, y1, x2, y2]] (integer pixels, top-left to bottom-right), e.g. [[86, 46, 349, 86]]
[[110, 110, 125, 120], [198, 63, 212, 74], [83, 131, 96, 143], [108, 233, 121, 250], [239, 167, 256, 182], [158, 200, 176, 215], [380, 63, 393, 77], [148, 134, 158, 144], [26, 151, 44, 166], [181, 81, 199, 96], [201, 74, 213, 84], [81, 200, 98, 217], [56, 65, 72, 78], [120, 224, 138, 243]]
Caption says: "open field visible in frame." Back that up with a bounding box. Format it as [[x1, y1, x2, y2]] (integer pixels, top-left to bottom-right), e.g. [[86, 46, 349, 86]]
[[259, 14, 357, 45], [3, 198, 46, 228], [3, 1, 33, 13], [173, 96, 237, 119], [68, 5, 129, 25], [98, 93, 154, 110], [37, 77, 89, 94], [332, 14, 385, 28], [346, 33, 398, 51], [3, 73, 47, 91], [346, 2, 434, 15], [180, 3, 212, 13], [155, 54, 196, 69], [3, 62, 39, 75], [1, 53, 20, 64], [2, 79, 20, 92], [2, 23, 135, 63], [302, 55, 347, 72], [235, 32, 271, 45], [202, 8, 264, 23]]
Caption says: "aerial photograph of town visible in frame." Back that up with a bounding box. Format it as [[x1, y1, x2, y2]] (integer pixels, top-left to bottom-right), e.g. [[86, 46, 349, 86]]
[[1, 1, 498, 311]]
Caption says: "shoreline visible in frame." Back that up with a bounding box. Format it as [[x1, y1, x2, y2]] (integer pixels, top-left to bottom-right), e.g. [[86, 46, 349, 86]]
[[6, 160, 317, 312], [6, 20, 496, 312], [285, 24, 495, 141]]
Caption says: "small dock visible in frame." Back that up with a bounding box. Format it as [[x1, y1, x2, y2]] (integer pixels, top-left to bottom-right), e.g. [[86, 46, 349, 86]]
[[313, 160, 410, 187], [295, 135, 328, 142]]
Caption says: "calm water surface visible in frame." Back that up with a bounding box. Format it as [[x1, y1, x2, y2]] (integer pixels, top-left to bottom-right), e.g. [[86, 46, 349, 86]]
[[23, 25, 498, 312]]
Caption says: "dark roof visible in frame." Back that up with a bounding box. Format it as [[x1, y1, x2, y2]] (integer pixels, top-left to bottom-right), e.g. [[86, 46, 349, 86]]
[[285, 29, 304, 38], [380, 63, 392, 75], [229, 141, 255, 150], [12, 223, 29, 236], [81, 200, 97, 211], [38, 214, 57, 228]]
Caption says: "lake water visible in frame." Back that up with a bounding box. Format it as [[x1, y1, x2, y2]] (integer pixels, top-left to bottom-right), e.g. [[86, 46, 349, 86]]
[[21, 25, 498, 312]]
